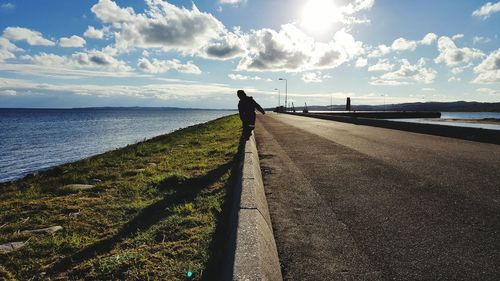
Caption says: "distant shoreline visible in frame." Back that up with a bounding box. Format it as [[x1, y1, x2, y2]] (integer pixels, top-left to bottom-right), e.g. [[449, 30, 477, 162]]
[[0, 107, 236, 111]]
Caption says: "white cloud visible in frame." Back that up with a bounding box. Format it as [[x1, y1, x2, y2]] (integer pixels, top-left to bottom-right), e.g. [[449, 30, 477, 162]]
[[90, 0, 135, 23], [228, 74, 271, 81], [371, 58, 436, 85], [355, 57, 368, 68], [18, 49, 133, 76], [342, 0, 375, 19], [451, 34, 464, 40], [351, 0, 375, 11], [420, 33, 438, 45], [59, 35, 86, 48], [22, 53, 66, 66], [137, 57, 201, 74], [369, 79, 408, 86], [422, 87, 436, 92], [370, 33, 438, 58], [0, 89, 16, 96], [391, 37, 417, 52], [237, 25, 364, 72], [84, 26, 104, 39], [0, 3, 15, 10], [301, 72, 330, 83], [473, 48, 500, 83], [86, 1, 367, 73], [72, 50, 131, 71], [3, 27, 55, 46], [300, 0, 374, 29], [434, 36, 484, 67], [473, 36, 491, 45], [218, 0, 245, 5], [200, 28, 247, 60], [237, 25, 312, 71], [472, 1, 500, 20], [448, 76, 461, 82], [0, 49, 15, 61], [91, 0, 225, 54], [476, 87, 500, 95], [0, 37, 21, 51], [450, 64, 473, 75], [368, 44, 391, 58], [0, 77, 240, 102], [0, 37, 22, 61], [368, 58, 394, 72], [0, 62, 133, 79]]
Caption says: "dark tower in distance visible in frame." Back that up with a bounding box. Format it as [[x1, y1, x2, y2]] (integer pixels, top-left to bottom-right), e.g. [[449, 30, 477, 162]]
[[346, 97, 351, 111]]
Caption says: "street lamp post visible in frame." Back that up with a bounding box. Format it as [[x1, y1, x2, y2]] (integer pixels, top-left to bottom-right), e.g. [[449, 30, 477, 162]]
[[279, 78, 287, 111], [274, 88, 280, 108]]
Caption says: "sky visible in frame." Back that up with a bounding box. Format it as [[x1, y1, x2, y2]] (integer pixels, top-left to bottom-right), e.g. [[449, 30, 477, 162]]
[[0, 0, 499, 109]]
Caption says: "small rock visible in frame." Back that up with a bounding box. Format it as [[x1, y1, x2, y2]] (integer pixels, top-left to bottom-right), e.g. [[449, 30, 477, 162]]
[[90, 178, 102, 184], [68, 211, 81, 218], [60, 184, 94, 191], [22, 225, 63, 235], [0, 241, 27, 253]]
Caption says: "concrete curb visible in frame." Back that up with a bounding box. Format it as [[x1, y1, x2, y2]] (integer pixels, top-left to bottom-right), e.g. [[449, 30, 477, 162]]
[[286, 112, 500, 145], [230, 132, 282, 281]]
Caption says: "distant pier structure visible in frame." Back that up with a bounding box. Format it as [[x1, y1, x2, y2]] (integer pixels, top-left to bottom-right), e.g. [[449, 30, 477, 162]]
[[318, 111, 441, 119]]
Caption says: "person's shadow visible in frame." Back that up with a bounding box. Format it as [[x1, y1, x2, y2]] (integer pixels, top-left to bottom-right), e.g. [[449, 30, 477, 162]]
[[44, 137, 246, 279]]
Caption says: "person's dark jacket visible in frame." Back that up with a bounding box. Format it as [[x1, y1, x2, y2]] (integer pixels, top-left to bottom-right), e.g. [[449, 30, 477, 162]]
[[238, 96, 265, 125]]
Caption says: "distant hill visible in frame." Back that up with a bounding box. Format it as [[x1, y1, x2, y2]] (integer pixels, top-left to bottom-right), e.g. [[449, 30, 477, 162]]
[[275, 101, 500, 112]]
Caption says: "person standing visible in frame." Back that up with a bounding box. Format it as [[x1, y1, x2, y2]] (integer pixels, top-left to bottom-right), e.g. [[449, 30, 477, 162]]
[[237, 90, 265, 139]]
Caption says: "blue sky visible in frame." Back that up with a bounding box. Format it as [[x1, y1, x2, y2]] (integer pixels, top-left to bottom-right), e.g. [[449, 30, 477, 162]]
[[0, 0, 499, 108]]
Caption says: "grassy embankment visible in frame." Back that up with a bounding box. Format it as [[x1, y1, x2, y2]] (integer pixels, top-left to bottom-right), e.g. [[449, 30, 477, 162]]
[[0, 114, 241, 280]]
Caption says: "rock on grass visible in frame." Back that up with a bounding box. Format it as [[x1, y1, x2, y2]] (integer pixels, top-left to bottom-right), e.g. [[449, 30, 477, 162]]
[[60, 184, 94, 192]]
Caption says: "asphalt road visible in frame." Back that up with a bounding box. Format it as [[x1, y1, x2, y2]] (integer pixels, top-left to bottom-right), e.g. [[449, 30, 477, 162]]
[[254, 113, 500, 281]]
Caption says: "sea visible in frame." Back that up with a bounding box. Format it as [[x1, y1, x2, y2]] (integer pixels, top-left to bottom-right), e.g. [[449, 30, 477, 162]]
[[0, 108, 235, 183], [395, 112, 500, 130]]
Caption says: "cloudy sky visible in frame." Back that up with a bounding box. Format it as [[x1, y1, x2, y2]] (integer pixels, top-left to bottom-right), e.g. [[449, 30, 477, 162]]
[[0, 0, 499, 108]]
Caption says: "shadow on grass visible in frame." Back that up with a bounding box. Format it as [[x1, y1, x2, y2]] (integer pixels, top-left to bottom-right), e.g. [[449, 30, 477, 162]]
[[201, 137, 246, 281], [45, 157, 238, 277]]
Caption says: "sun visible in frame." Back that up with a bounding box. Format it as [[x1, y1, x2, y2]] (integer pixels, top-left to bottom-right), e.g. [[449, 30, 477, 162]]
[[301, 0, 340, 34]]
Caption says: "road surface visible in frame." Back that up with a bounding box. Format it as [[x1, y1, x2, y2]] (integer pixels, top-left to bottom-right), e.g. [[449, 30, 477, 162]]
[[254, 113, 500, 281]]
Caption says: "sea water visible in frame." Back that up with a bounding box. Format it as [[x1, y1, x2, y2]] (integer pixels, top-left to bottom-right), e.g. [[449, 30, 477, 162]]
[[395, 112, 500, 130], [0, 108, 235, 182]]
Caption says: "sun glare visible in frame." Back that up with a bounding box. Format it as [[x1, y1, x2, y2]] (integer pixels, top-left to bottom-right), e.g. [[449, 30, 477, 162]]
[[301, 0, 339, 34]]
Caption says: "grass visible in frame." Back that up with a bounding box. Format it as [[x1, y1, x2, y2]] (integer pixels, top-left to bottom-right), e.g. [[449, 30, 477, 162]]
[[0, 114, 242, 280]]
